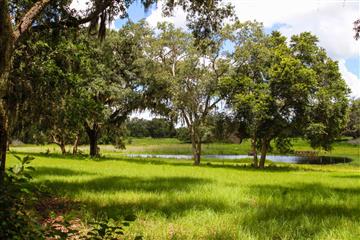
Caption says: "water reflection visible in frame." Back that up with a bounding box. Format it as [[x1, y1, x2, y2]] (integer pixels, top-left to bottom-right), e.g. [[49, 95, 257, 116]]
[[126, 154, 352, 164]]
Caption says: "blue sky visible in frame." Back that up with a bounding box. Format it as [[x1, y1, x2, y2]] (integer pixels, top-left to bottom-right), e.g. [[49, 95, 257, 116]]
[[346, 56, 359, 77], [114, 1, 155, 29]]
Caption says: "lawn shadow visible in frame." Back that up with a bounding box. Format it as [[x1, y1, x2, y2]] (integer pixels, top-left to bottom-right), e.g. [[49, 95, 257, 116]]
[[98, 156, 300, 172], [32, 167, 96, 177], [11, 151, 91, 161], [43, 175, 212, 194], [332, 174, 360, 179], [239, 183, 360, 239], [105, 156, 194, 167], [38, 174, 228, 219]]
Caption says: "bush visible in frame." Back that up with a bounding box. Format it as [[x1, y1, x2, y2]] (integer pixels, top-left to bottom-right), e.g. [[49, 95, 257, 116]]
[[0, 154, 136, 240], [0, 156, 136, 240], [0, 155, 43, 240]]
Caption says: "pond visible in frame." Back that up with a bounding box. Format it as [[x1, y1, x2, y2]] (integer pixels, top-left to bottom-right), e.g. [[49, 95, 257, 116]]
[[126, 154, 352, 164]]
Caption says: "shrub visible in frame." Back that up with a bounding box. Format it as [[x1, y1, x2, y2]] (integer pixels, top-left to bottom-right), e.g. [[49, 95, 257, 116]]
[[0, 155, 43, 240], [0, 154, 136, 239]]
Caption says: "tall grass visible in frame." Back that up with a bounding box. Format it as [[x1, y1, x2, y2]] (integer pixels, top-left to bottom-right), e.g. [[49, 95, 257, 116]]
[[7, 147, 360, 239]]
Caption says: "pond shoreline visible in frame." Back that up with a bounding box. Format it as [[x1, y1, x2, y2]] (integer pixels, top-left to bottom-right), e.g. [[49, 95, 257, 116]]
[[126, 154, 352, 164]]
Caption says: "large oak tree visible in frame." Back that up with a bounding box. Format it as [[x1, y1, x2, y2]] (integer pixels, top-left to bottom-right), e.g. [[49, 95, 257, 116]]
[[0, 0, 233, 176], [222, 22, 349, 168]]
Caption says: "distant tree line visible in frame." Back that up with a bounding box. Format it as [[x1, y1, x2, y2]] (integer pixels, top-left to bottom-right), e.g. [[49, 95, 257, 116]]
[[125, 118, 176, 138], [123, 113, 240, 143]]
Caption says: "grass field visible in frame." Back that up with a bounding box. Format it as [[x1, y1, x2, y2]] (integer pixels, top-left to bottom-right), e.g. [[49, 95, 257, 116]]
[[7, 138, 360, 239]]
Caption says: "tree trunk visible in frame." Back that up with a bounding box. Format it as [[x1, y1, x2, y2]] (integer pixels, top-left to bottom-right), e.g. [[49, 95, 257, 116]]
[[51, 133, 66, 154], [259, 138, 269, 169], [191, 128, 202, 165], [89, 133, 98, 157], [191, 131, 197, 165], [59, 143, 66, 155], [72, 134, 80, 154], [0, 110, 8, 179], [84, 122, 100, 157], [56, 137, 66, 154], [6, 138, 10, 151], [0, 82, 10, 182], [0, 0, 14, 180], [194, 141, 201, 165], [251, 137, 258, 168]]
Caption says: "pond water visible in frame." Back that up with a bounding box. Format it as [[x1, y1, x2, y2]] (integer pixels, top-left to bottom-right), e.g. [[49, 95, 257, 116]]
[[126, 154, 352, 164]]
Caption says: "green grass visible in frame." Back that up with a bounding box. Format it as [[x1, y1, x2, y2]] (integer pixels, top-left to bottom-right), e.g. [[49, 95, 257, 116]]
[[7, 139, 360, 239]]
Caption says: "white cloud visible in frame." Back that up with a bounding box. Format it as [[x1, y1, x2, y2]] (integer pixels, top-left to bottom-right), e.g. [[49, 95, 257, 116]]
[[70, 0, 91, 12], [131, 110, 159, 120], [70, 0, 124, 26], [109, 21, 117, 30], [146, 2, 187, 28], [274, 2, 359, 60], [147, 1, 359, 58], [338, 59, 360, 98], [146, 0, 360, 97], [70, 1, 360, 98], [231, 0, 322, 27]]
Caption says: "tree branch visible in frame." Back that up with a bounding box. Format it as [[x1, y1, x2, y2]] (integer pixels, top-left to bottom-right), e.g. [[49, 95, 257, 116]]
[[13, 0, 52, 42], [181, 109, 191, 128], [30, 0, 116, 33], [70, 0, 114, 26]]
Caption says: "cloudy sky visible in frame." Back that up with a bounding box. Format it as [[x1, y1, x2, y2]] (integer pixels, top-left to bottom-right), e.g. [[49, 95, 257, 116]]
[[71, 0, 360, 101]]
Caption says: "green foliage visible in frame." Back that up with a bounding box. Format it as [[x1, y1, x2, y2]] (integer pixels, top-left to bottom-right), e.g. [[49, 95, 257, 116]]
[[344, 98, 360, 139], [43, 216, 137, 240], [274, 138, 293, 154], [10, 22, 157, 155], [87, 218, 135, 240], [176, 127, 192, 143], [147, 118, 177, 138], [222, 22, 349, 166], [126, 118, 150, 138], [146, 22, 232, 163], [126, 117, 176, 138], [0, 155, 43, 240], [1, 153, 137, 239], [290, 33, 349, 150], [10, 31, 89, 149]]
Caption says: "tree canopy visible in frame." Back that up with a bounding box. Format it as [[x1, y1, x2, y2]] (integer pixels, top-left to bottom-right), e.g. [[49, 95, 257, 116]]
[[0, 0, 234, 174], [0, 1, 352, 174], [221, 22, 349, 168]]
